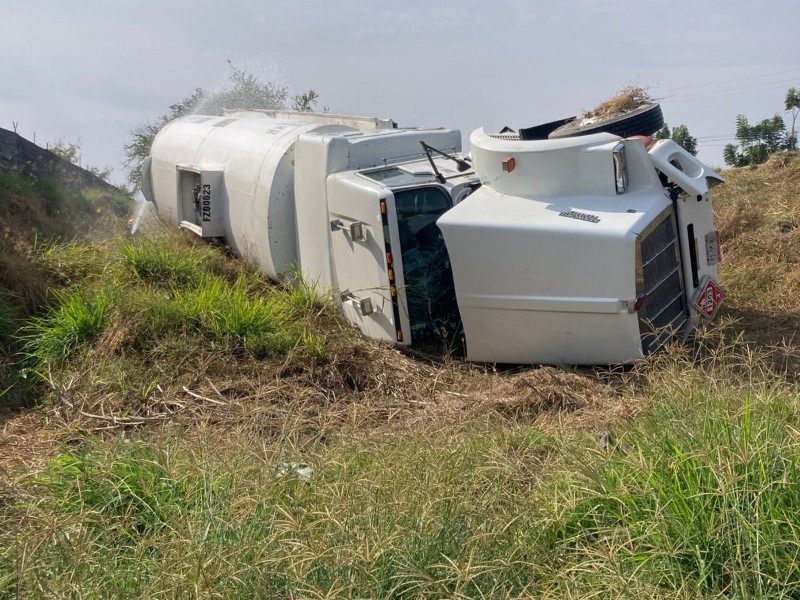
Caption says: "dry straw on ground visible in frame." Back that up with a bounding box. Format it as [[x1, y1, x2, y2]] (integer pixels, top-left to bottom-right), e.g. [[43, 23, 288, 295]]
[[0, 331, 629, 475]]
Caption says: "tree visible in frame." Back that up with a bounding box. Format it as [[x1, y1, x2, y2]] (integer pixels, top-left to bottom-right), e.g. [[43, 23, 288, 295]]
[[723, 113, 787, 167], [785, 87, 800, 151], [652, 122, 698, 156], [123, 63, 319, 192], [49, 137, 112, 182], [291, 89, 320, 112], [653, 123, 670, 141], [670, 125, 698, 157], [123, 88, 205, 191], [194, 62, 287, 115], [49, 138, 81, 165], [722, 144, 740, 168]]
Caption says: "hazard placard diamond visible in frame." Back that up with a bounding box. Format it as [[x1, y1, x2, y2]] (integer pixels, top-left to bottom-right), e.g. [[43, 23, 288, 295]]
[[692, 276, 725, 320]]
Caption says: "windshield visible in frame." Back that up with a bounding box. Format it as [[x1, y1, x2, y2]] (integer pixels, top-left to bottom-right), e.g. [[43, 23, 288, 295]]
[[393, 186, 460, 340], [363, 168, 436, 187]]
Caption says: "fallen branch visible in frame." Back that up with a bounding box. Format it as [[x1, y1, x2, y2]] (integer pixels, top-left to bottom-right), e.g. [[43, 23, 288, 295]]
[[182, 386, 228, 406]]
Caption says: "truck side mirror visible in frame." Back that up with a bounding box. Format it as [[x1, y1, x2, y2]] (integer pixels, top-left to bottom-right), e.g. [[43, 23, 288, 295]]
[[613, 143, 628, 194], [330, 219, 367, 242], [341, 291, 375, 316]]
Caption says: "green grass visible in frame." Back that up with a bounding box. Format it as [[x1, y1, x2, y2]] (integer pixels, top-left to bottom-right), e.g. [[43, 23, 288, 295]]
[[81, 187, 133, 219], [24, 288, 112, 365], [21, 233, 330, 401], [33, 177, 72, 216], [33, 445, 187, 535], [37, 238, 113, 287], [4, 360, 800, 598], [548, 385, 800, 597], [0, 170, 36, 199], [196, 276, 297, 358], [122, 239, 207, 287], [0, 169, 132, 246]]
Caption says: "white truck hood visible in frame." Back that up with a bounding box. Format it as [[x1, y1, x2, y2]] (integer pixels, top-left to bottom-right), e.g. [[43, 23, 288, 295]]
[[437, 130, 674, 364]]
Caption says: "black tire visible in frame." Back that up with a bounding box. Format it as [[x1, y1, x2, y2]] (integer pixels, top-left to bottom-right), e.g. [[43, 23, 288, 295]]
[[548, 103, 664, 139]]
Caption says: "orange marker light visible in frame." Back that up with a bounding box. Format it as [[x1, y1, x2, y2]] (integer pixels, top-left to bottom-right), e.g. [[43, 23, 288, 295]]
[[380, 200, 387, 214], [502, 156, 516, 173], [396, 330, 403, 342]]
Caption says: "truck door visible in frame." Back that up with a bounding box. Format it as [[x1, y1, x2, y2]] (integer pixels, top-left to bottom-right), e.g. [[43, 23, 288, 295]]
[[327, 176, 401, 344], [327, 178, 459, 346]]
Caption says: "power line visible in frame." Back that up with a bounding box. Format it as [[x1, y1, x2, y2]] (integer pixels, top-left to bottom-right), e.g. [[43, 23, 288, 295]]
[[695, 133, 738, 140], [658, 67, 800, 93], [664, 81, 795, 103], [669, 78, 798, 99]]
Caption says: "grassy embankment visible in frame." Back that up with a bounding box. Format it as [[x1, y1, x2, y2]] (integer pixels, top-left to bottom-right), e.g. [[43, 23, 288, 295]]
[[0, 169, 131, 407], [1, 157, 800, 598]]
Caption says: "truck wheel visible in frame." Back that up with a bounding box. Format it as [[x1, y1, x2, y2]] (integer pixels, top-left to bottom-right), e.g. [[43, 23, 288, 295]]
[[548, 103, 664, 139]]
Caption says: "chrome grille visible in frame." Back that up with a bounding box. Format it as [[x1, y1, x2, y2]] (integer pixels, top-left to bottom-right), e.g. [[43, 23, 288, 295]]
[[637, 209, 686, 354]]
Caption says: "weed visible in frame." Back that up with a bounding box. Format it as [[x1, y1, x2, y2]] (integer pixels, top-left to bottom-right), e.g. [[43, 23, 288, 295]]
[[4, 156, 800, 598], [284, 270, 336, 319], [38, 238, 111, 287], [213, 280, 290, 357], [32, 177, 68, 216], [548, 384, 800, 597], [122, 240, 205, 287], [5, 339, 800, 598], [81, 187, 132, 218], [25, 289, 112, 365], [169, 273, 324, 358], [32, 442, 193, 538]]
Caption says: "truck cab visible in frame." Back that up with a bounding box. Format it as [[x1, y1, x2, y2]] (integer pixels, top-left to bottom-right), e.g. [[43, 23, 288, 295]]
[[293, 128, 478, 347]]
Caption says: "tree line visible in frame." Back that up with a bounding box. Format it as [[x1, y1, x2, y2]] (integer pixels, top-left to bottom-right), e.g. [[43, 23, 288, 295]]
[[722, 88, 799, 167], [649, 87, 799, 167]]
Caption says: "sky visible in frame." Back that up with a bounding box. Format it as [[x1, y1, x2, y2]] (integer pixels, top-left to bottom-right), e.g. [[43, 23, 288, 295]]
[[2, 0, 799, 185]]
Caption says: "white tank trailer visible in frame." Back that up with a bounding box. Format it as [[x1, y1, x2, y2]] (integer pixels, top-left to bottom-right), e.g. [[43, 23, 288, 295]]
[[142, 107, 725, 365]]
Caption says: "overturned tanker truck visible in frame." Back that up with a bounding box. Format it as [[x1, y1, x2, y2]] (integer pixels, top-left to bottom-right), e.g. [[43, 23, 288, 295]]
[[141, 103, 725, 365]]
